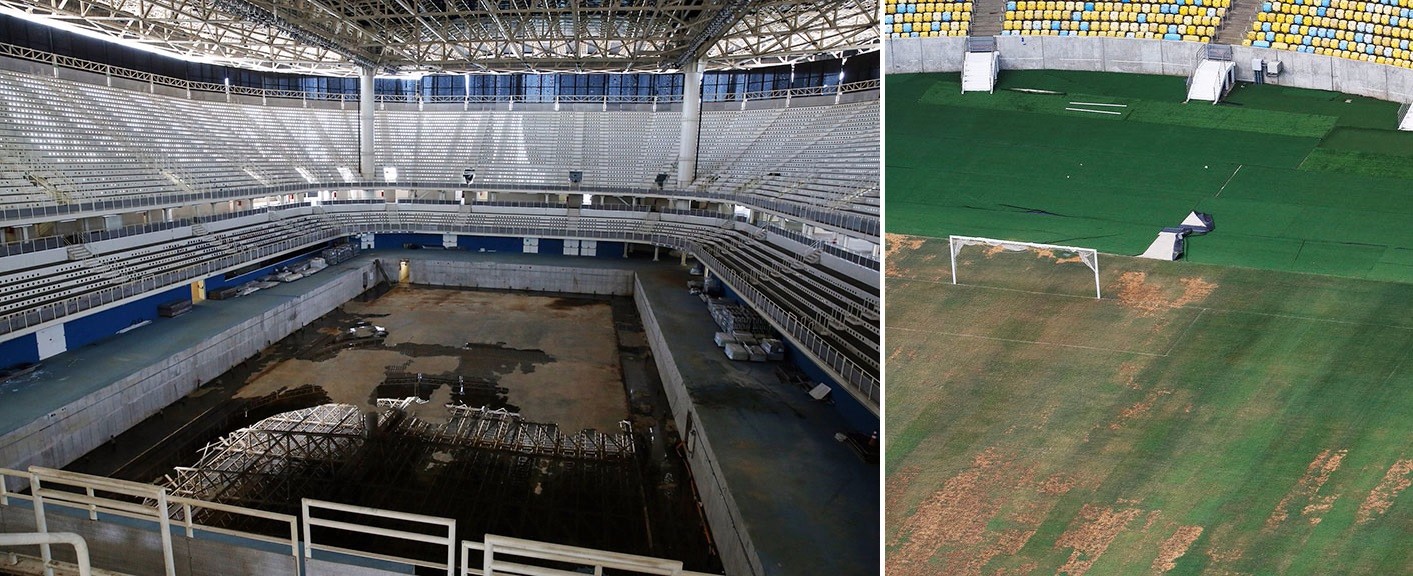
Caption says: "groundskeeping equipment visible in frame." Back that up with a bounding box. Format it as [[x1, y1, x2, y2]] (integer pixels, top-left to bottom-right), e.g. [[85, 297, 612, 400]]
[[948, 235, 1102, 299]]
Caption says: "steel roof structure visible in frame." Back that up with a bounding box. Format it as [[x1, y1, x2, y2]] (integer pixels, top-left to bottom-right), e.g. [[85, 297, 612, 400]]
[[0, 0, 878, 74]]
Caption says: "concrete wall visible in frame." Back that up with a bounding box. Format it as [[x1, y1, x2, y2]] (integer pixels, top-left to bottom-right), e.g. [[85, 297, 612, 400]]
[[0, 263, 376, 477], [408, 259, 635, 296], [633, 277, 763, 576], [885, 35, 1413, 103]]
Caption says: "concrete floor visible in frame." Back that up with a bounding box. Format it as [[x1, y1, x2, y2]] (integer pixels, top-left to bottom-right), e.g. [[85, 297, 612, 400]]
[[1, 248, 879, 576], [233, 287, 628, 432]]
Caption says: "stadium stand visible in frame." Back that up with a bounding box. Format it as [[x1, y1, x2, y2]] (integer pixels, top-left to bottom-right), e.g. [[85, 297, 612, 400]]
[[1244, 0, 1413, 66], [1000, 0, 1228, 39], [0, 60, 880, 405], [884, 0, 975, 37]]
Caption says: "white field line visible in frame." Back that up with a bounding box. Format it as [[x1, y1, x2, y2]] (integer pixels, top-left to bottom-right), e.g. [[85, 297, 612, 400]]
[[1164, 308, 1207, 357], [1069, 101, 1129, 107], [1065, 107, 1124, 115], [1215, 164, 1243, 198]]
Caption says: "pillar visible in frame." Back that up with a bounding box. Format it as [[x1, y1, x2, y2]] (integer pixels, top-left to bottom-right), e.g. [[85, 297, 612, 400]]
[[359, 68, 375, 181], [676, 60, 704, 186]]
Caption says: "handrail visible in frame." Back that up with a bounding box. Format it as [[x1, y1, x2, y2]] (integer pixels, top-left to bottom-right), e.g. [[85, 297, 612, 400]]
[[0, 466, 730, 576], [461, 534, 722, 576], [303, 498, 456, 576], [0, 532, 93, 576]]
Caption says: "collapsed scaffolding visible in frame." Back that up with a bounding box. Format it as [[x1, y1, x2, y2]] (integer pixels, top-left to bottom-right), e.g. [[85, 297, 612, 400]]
[[162, 401, 645, 552]]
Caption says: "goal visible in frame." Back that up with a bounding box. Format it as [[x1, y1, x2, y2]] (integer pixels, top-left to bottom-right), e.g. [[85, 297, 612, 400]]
[[948, 235, 1101, 299]]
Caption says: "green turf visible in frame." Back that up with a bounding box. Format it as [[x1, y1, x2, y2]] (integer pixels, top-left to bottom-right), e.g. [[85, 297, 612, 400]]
[[885, 237, 1413, 575], [886, 71, 1413, 283]]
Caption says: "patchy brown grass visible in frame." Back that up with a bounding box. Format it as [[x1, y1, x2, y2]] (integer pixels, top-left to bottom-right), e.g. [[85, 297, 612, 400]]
[[1266, 449, 1347, 529], [1109, 389, 1174, 431], [1114, 272, 1219, 315], [1357, 459, 1413, 523], [1151, 526, 1204, 574], [885, 234, 927, 277], [1055, 503, 1144, 575]]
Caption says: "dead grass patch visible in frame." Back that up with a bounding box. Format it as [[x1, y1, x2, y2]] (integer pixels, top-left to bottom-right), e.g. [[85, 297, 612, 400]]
[[1151, 526, 1203, 574], [1109, 389, 1173, 430], [1266, 448, 1347, 529], [1055, 503, 1143, 575], [1357, 459, 1413, 523], [1114, 272, 1219, 315]]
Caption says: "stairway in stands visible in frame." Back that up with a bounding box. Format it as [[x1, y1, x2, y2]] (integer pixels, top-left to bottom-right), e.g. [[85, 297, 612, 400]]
[[970, 0, 1007, 36], [1217, 0, 1259, 45]]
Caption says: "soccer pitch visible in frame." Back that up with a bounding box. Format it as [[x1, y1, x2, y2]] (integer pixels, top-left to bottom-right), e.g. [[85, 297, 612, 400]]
[[886, 71, 1413, 282], [885, 72, 1413, 574], [885, 237, 1413, 574]]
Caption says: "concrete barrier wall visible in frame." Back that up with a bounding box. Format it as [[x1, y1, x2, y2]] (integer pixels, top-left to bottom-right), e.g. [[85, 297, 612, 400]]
[[632, 277, 763, 576], [0, 263, 376, 477], [886, 35, 1413, 103], [408, 259, 634, 295]]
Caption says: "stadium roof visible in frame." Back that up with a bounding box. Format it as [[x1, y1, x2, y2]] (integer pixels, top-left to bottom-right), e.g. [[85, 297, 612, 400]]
[[0, 0, 878, 75]]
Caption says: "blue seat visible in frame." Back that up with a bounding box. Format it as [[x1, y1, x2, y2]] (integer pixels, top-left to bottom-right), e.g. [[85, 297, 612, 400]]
[[1164, 32, 1182, 40], [943, 11, 953, 20], [1339, 39, 1348, 49], [1262, 22, 1272, 31], [1082, 22, 1091, 30], [932, 22, 942, 30], [884, 15, 894, 24], [1138, 13, 1147, 22], [1008, 1, 1017, 9], [904, 23, 913, 32], [1254, 39, 1271, 47]]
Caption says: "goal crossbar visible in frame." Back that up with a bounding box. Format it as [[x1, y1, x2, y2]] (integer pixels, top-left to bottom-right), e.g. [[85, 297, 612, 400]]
[[948, 235, 1102, 299]]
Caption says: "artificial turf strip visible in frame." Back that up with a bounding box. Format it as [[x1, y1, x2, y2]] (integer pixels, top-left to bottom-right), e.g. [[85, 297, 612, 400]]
[[885, 239, 1413, 575], [921, 81, 1339, 138], [887, 71, 1413, 283]]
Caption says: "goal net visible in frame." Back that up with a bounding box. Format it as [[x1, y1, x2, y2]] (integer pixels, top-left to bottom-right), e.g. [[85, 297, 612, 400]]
[[949, 235, 1101, 299]]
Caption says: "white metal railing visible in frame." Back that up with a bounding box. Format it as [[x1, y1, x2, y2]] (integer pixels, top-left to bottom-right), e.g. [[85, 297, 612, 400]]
[[1, 467, 723, 576], [302, 498, 457, 576], [0, 532, 93, 576], [461, 534, 719, 576]]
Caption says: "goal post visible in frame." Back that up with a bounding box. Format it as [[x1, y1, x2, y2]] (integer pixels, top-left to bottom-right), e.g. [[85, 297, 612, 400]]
[[948, 235, 1102, 299]]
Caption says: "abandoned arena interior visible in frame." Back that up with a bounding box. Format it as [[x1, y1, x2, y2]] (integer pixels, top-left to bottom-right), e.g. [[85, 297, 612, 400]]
[[885, 9, 1413, 576], [0, 1, 882, 575]]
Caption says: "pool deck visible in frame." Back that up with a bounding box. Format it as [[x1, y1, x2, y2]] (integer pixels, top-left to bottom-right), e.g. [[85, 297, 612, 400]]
[[0, 248, 878, 576]]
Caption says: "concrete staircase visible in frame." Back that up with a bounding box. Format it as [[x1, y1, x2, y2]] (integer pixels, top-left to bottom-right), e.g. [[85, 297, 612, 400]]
[[970, 0, 1008, 36], [1217, 0, 1259, 45]]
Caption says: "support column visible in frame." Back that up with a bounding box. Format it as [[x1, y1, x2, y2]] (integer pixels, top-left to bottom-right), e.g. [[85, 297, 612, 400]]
[[676, 60, 704, 186], [359, 68, 376, 180]]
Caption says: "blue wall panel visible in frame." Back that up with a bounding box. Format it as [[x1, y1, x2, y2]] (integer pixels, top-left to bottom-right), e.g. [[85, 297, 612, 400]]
[[0, 334, 40, 370], [372, 233, 444, 251], [456, 236, 524, 253], [63, 285, 189, 351], [592, 241, 626, 259], [538, 238, 565, 255]]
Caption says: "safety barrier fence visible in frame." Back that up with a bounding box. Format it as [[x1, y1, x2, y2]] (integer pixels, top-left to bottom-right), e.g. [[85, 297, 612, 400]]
[[0, 467, 720, 576]]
